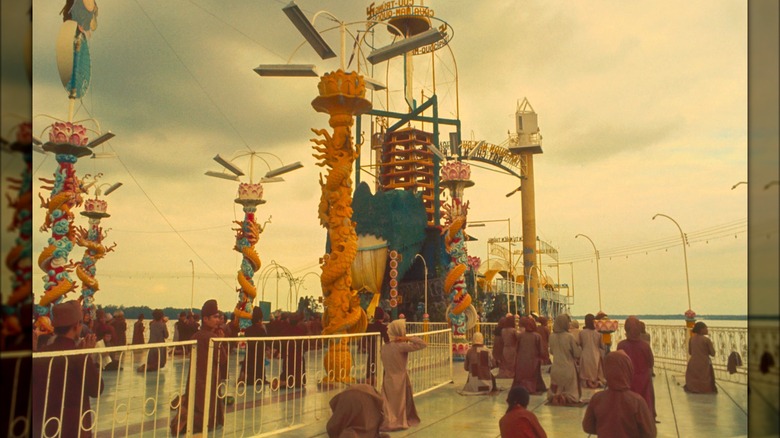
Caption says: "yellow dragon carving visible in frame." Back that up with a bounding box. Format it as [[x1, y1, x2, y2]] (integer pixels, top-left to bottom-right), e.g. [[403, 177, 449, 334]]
[[310, 70, 371, 382]]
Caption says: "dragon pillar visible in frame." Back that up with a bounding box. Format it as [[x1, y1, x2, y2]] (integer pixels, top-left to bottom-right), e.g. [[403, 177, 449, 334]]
[[232, 183, 266, 332], [440, 161, 478, 360], [310, 70, 370, 383], [2, 122, 33, 338], [75, 191, 116, 317], [35, 122, 91, 320]]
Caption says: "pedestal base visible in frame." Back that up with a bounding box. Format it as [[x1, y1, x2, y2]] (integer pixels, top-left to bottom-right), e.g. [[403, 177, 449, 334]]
[[322, 340, 354, 383]]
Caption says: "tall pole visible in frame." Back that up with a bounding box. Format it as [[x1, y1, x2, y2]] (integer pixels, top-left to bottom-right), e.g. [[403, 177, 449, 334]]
[[575, 233, 602, 312], [189, 259, 195, 313], [653, 213, 692, 310]]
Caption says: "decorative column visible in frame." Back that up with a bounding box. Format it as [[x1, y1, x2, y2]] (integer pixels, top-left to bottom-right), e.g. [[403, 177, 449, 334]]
[[231, 183, 266, 332], [684, 309, 696, 337], [75, 191, 116, 317], [310, 70, 370, 383], [2, 123, 33, 337], [35, 122, 91, 319], [440, 161, 478, 361]]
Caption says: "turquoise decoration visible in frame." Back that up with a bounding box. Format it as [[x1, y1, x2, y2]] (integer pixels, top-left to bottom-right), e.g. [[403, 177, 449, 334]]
[[67, 34, 91, 99]]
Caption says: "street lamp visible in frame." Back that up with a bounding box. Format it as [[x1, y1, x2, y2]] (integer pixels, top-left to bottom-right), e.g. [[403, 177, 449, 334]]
[[575, 233, 602, 312], [189, 259, 195, 314], [470, 218, 514, 313], [652, 213, 692, 311], [414, 254, 428, 317]]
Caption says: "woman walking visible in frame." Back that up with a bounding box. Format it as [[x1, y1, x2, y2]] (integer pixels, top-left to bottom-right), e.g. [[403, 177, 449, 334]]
[[684, 321, 717, 393], [140, 309, 168, 372], [380, 319, 427, 431]]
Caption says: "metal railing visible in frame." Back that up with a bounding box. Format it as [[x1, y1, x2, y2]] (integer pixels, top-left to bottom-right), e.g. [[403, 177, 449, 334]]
[[612, 323, 751, 384], [198, 328, 453, 437], [2, 350, 31, 438], [32, 341, 197, 437]]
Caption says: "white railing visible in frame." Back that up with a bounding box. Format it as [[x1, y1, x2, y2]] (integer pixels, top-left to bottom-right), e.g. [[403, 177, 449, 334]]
[[32, 341, 197, 437], [612, 323, 750, 384], [2, 350, 31, 438], [198, 328, 453, 437]]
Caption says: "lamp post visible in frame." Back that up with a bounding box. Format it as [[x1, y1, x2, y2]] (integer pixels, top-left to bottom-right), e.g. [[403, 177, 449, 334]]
[[414, 254, 428, 325], [207, 151, 301, 332], [189, 259, 195, 314], [575, 233, 602, 312], [652, 213, 692, 311], [257, 2, 444, 382]]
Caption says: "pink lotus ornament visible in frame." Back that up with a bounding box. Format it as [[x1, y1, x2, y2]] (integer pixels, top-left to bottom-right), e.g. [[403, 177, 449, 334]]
[[684, 309, 696, 320], [49, 122, 89, 146]]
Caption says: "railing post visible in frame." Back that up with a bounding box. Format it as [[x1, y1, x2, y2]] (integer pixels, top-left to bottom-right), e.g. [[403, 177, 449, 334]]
[[448, 329, 454, 383], [202, 339, 215, 435], [186, 342, 198, 436]]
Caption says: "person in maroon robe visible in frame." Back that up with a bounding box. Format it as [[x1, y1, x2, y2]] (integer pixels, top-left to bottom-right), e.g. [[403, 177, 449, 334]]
[[365, 307, 390, 385], [537, 316, 552, 366], [33, 300, 104, 438], [499, 386, 547, 438], [511, 316, 547, 394], [617, 316, 656, 420], [239, 307, 268, 386], [174, 299, 228, 434], [278, 312, 307, 389], [582, 350, 657, 438]]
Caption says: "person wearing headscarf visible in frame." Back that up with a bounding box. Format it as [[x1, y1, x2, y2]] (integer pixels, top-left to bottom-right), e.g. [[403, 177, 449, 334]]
[[366, 307, 390, 385], [511, 316, 546, 395], [684, 321, 717, 393], [499, 386, 547, 438], [617, 316, 656, 420], [278, 312, 307, 389], [380, 319, 427, 431], [492, 317, 506, 374], [140, 308, 169, 372], [110, 310, 127, 346], [326, 384, 386, 438], [547, 314, 581, 406], [582, 351, 657, 438], [239, 307, 268, 386], [32, 300, 104, 438], [132, 313, 145, 345], [460, 332, 497, 395], [537, 316, 552, 366], [578, 313, 606, 388], [568, 319, 582, 344], [497, 316, 519, 378]]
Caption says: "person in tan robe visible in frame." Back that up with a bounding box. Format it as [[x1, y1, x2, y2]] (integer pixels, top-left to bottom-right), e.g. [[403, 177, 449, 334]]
[[579, 313, 606, 388], [582, 350, 657, 438], [537, 316, 552, 365], [684, 322, 717, 393], [326, 384, 388, 438], [380, 319, 427, 431], [511, 316, 547, 395], [460, 332, 497, 395], [499, 386, 547, 438], [547, 314, 582, 405]]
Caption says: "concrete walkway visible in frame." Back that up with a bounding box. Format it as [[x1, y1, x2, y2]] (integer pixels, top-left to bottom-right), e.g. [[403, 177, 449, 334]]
[[300, 365, 751, 438]]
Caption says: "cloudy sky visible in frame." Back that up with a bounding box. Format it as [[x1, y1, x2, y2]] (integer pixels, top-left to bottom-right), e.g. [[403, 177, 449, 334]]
[[6, 0, 759, 316]]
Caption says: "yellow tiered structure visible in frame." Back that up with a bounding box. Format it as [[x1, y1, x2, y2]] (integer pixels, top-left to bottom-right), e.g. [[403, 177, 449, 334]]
[[310, 70, 370, 383], [378, 128, 436, 225]]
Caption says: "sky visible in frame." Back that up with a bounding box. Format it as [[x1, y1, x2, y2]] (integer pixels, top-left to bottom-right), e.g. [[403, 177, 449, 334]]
[[2, 0, 762, 317]]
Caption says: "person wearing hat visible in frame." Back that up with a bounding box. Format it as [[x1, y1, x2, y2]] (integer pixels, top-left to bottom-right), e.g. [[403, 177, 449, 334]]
[[499, 386, 547, 438], [460, 331, 497, 395], [365, 307, 390, 385], [32, 300, 104, 438], [173, 299, 228, 434], [239, 306, 269, 386]]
